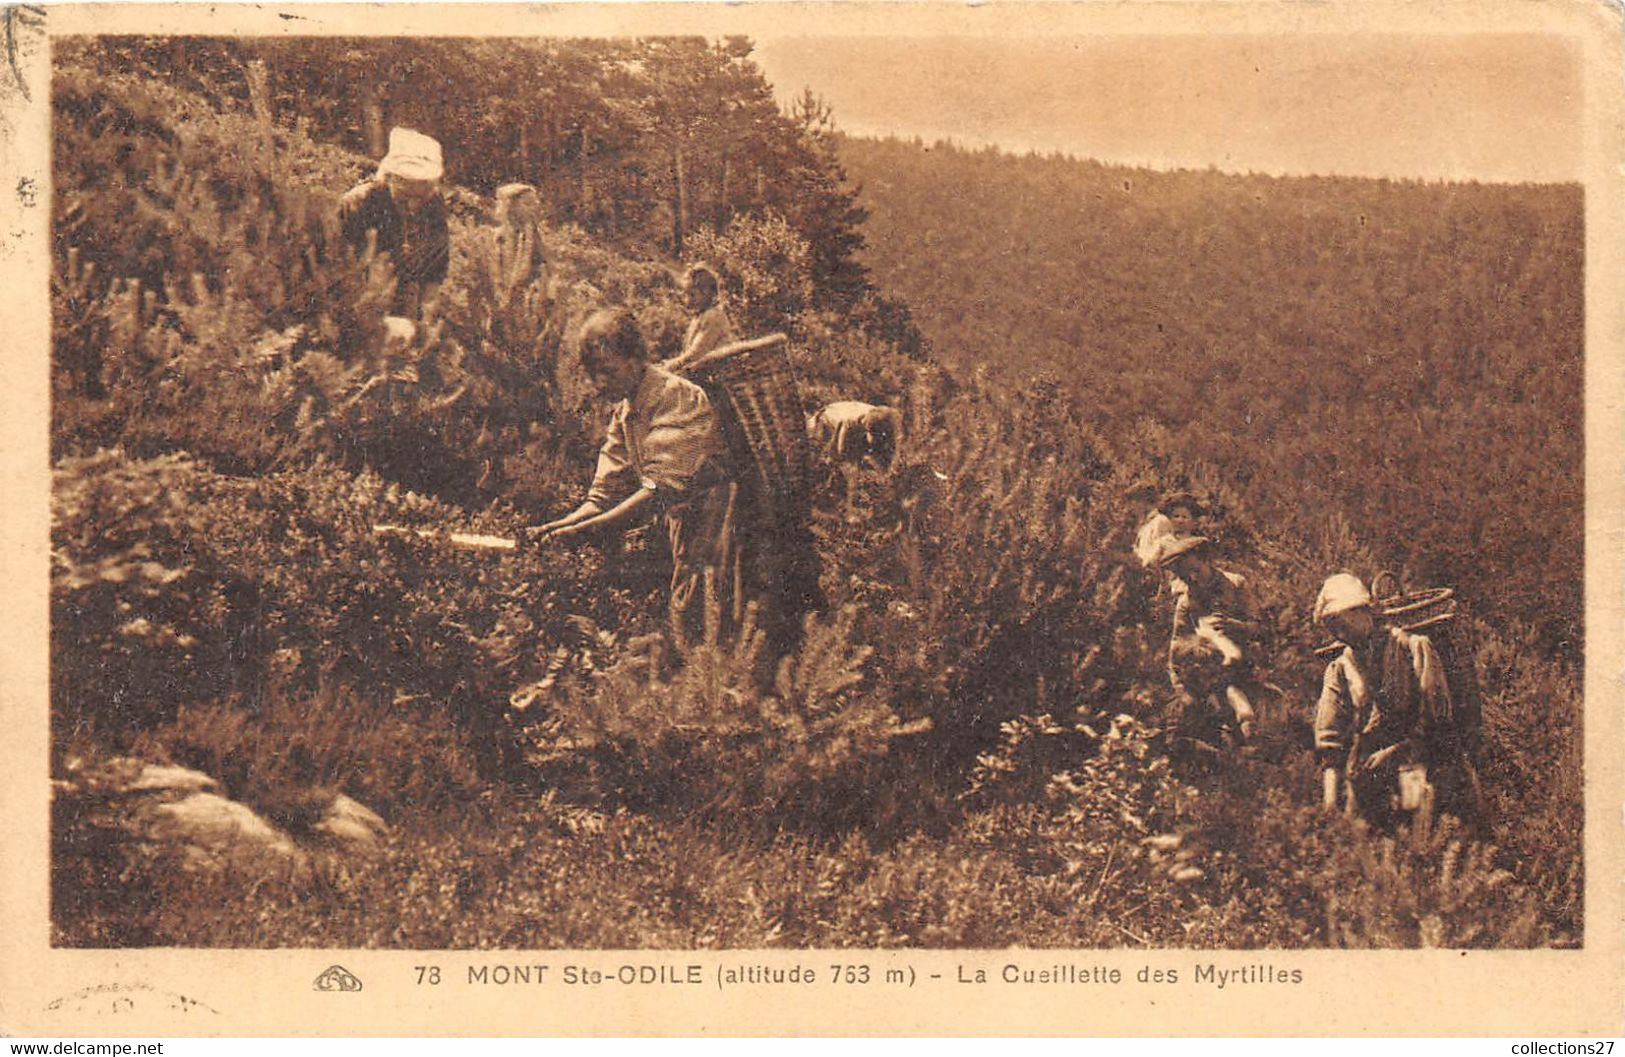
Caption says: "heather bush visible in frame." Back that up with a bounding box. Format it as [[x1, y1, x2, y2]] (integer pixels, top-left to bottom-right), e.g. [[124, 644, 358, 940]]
[[1194, 790, 1546, 948], [530, 596, 925, 831], [135, 678, 486, 824], [51, 451, 636, 767]]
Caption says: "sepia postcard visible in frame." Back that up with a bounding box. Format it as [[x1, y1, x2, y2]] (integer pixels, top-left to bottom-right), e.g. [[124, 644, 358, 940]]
[[2, 0, 1622, 1038]]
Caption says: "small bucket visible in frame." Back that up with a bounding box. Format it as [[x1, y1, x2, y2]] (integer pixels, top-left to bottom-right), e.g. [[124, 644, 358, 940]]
[[1396, 762, 1431, 813]]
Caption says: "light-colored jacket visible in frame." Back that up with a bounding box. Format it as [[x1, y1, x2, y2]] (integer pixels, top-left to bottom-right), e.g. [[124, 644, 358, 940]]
[[807, 401, 903, 467], [1134, 511, 1174, 568], [1314, 626, 1454, 768], [587, 366, 727, 506]]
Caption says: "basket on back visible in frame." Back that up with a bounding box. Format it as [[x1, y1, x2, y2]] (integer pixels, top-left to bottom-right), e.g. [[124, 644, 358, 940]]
[[687, 334, 812, 530], [686, 333, 824, 646], [1373, 572, 1481, 758]]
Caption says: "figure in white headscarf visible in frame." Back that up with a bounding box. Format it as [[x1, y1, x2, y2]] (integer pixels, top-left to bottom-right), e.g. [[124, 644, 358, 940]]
[[338, 127, 450, 319]]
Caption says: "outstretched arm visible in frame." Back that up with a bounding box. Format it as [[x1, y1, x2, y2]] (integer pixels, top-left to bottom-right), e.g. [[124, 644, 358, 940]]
[[532, 500, 604, 540], [545, 488, 658, 543]]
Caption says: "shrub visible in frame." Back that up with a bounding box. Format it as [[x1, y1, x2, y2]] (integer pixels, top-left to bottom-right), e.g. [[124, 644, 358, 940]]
[[51, 450, 639, 775], [533, 596, 923, 832], [686, 211, 815, 336]]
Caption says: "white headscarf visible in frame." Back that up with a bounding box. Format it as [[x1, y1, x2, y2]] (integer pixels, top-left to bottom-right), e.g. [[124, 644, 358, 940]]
[[377, 127, 444, 183]]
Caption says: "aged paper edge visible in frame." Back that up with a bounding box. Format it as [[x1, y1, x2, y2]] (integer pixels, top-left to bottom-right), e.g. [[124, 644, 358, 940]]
[[1, 0, 1621, 1038]]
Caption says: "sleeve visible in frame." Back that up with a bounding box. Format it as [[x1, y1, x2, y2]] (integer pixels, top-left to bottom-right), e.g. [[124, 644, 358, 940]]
[[1134, 513, 1172, 567], [1313, 657, 1352, 758], [1409, 634, 1456, 734], [337, 182, 377, 255], [636, 378, 726, 493], [585, 401, 637, 507], [1169, 583, 1194, 637]]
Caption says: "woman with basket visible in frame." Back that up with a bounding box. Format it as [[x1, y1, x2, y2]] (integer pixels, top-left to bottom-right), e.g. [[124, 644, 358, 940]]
[[532, 309, 745, 643], [1311, 573, 1486, 829]]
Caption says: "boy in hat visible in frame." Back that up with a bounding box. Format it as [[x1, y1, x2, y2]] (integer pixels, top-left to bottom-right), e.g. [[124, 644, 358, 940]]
[[1312, 572, 1469, 826], [338, 127, 451, 320], [1156, 534, 1259, 743]]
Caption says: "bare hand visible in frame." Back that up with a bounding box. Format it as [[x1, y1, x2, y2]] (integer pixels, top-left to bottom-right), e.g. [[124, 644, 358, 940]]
[[539, 521, 601, 546], [525, 522, 568, 546], [1321, 767, 1341, 810]]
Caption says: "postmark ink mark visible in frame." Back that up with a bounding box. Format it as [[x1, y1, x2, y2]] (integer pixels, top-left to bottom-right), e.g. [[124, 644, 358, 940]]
[[313, 964, 363, 992], [45, 983, 220, 1018], [2, 5, 44, 102]]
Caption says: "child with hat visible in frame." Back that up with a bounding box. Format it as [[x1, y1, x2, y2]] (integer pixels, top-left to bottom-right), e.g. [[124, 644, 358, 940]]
[[1156, 534, 1259, 744], [1311, 572, 1464, 824]]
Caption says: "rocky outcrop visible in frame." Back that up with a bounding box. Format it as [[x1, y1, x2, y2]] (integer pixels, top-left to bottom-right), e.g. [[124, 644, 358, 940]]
[[146, 790, 308, 873], [53, 758, 389, 885]]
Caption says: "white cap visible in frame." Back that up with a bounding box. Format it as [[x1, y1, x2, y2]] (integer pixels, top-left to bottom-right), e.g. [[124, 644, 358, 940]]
[[378, 127, 443, 183], [1313, 573, 1373, 625]]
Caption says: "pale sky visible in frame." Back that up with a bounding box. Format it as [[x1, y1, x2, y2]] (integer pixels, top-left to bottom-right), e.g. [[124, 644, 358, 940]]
[[753, 34, 1582, 184]]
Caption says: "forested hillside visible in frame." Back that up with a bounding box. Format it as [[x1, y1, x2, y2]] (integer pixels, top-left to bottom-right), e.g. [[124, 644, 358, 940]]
[[842, 136, 1583, 657], [48, 38, 1581, 950]]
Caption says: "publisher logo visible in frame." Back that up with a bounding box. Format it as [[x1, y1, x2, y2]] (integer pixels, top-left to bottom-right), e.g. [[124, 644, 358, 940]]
[[313, 965, 363, 992]]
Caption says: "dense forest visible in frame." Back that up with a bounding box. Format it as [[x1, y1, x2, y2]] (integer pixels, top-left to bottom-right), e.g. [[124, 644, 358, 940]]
[[66, 36, 893, 321], [843, 136, 1583, 657], [48, 37, 1582, 951]]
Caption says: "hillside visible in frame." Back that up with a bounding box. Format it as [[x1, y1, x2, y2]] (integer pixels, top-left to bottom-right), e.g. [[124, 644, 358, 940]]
[[841, 135, 1584, 658], [48, 40, 1581, 949]]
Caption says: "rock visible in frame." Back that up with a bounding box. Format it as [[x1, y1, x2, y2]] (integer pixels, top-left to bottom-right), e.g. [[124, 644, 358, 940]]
[[56, 757, 394, 887], [125, 764, 221, 798], [146, 792, 310, 877], [310, 794, 389, 854]]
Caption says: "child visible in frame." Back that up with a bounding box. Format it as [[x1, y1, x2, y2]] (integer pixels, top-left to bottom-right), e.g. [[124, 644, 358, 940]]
[[1156, 535, 1258, 742]]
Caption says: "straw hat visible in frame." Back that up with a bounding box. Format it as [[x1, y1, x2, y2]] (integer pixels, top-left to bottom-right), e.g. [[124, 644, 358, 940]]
[[377, 127, 444, 183]]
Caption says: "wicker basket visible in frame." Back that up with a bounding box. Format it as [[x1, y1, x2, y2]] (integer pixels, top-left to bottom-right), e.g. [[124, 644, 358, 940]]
[[687, 332, 813, 527], [1373, 571, 1457, 634], [687, 333, 824, 639]]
